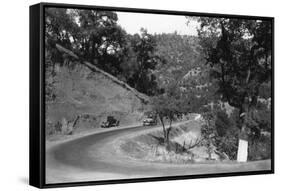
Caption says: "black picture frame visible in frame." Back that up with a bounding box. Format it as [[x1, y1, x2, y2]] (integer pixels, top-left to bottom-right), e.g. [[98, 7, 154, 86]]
[[30, 2, 274, 189]]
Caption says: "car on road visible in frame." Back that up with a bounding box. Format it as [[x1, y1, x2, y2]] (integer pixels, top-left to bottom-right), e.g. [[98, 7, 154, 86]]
[[101, 116, 120, 128], [143, 117, 157, 126], [143, 112, 157, 126]]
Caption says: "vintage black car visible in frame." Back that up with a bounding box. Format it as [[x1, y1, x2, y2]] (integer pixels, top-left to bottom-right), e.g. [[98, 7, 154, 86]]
[[101, 116, 120, 128], [143, 112, 157, 126]]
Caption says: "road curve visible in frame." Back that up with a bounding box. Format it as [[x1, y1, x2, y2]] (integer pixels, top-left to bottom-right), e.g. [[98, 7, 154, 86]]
[[46, 123, 271, 184]]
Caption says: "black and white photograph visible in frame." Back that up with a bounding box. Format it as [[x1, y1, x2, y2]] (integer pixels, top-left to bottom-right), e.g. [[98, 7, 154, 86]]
[[1, 0, 281, 190], [41, 3, 273, 186]]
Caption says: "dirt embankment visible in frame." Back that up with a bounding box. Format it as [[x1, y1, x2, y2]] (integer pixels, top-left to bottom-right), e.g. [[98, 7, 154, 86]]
[[118, 120, 222, 164], [46, 51, 149, 140]]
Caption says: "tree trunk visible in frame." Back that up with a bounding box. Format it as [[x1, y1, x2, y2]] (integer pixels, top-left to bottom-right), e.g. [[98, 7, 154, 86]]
[[166, 127, 172, 150], [159, 114, 172, 150], [159, 115, 167, 142]]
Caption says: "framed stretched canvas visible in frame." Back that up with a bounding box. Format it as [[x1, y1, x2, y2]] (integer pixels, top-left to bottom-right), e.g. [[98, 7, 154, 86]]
[[29, 2, 274, 188]]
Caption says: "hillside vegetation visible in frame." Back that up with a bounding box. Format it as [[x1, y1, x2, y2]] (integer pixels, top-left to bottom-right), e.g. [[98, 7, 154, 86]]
[[45, 54, 149, 138]]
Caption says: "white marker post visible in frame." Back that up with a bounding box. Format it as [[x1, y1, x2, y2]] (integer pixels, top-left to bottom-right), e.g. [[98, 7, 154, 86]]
[[237, 139, 248, 162]]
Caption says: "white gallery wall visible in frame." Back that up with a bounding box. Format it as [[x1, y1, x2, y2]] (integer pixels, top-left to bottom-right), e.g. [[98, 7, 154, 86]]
[[0, 0, 279, 190]]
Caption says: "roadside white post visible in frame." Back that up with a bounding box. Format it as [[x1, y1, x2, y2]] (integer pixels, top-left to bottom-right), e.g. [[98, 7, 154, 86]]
[[237, 139, 248, 162], [194, 114, 202, 120]]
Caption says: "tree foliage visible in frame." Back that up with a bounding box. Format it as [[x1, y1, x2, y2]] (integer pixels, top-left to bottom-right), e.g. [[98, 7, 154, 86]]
[[197, 18, 272, 136], [45, 8, 127, 76], [122, 29, 160, 95], [154, 33, 205, 87], [196, 17, 272, 161]]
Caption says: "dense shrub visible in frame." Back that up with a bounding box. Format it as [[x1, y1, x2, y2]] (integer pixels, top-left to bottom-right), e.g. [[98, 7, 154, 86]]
[[214, 109, 239, 160], [248, 135, 271, 160], [215, 110, 232, 137], [46, 120, 62, 136], [201, 108, 241, 160], [202, 105, 271, 161], [46, 121, 56, 135], [247, 103, 271, 160]]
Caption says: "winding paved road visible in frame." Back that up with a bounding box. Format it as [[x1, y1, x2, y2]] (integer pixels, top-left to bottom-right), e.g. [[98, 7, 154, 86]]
[[46, 123, 271, 184]]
